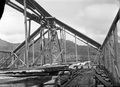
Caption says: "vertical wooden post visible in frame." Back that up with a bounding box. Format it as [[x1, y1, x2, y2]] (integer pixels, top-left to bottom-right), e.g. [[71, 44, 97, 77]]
[[87, 42, 90, 67], [64, 28, 66, 63], [60, 29, 64, 63], [28, 19, 31, 67], [24, 53, 26, 65], [75, 35, 78, 63], [48, 29, 52, 64], [32, 39, 35, 64], [11, 55, 14, 65], [40, 29, 44, 65], [28, 20, 31, 43], [24, 0, 29, 68], [43, 29, 45, 65]]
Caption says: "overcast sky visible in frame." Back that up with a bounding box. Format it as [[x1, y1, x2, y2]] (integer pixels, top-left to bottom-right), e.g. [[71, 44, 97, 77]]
[[0, 0, 119, 44]]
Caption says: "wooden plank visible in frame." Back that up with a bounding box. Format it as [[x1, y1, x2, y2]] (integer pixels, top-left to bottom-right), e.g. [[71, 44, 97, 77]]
[[94, 73, 112, 86], [64, 69, 95, 87]]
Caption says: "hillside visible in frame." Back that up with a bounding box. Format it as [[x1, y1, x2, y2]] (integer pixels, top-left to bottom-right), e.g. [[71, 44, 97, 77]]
[[0, 38, 97, 62], [0, 38, 19, 51]]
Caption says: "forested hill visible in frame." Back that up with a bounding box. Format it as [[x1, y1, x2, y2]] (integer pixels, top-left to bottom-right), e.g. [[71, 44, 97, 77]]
[[0, 38, 19, 51], [0, 38, 97, 55]]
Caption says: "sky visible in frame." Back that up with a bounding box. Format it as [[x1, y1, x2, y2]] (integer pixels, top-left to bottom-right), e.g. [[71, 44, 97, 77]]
[[0, 0, 119, 44]]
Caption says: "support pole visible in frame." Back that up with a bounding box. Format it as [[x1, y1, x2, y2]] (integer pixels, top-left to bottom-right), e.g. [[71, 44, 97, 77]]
[[87, 42, 90, 68], [40, 29, 43, 65], [60, 29, 64, 63], [32, 39, 35, 64], [75, 35, 78, 63], [24, 0, 29, 68], [28, 19, 31, 43], [43, 29, 45, 65], [24, 53, 26, 65], [64, 28, 66, 63], [48, 29, 52, 64], [11, 55, 14, 65]]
